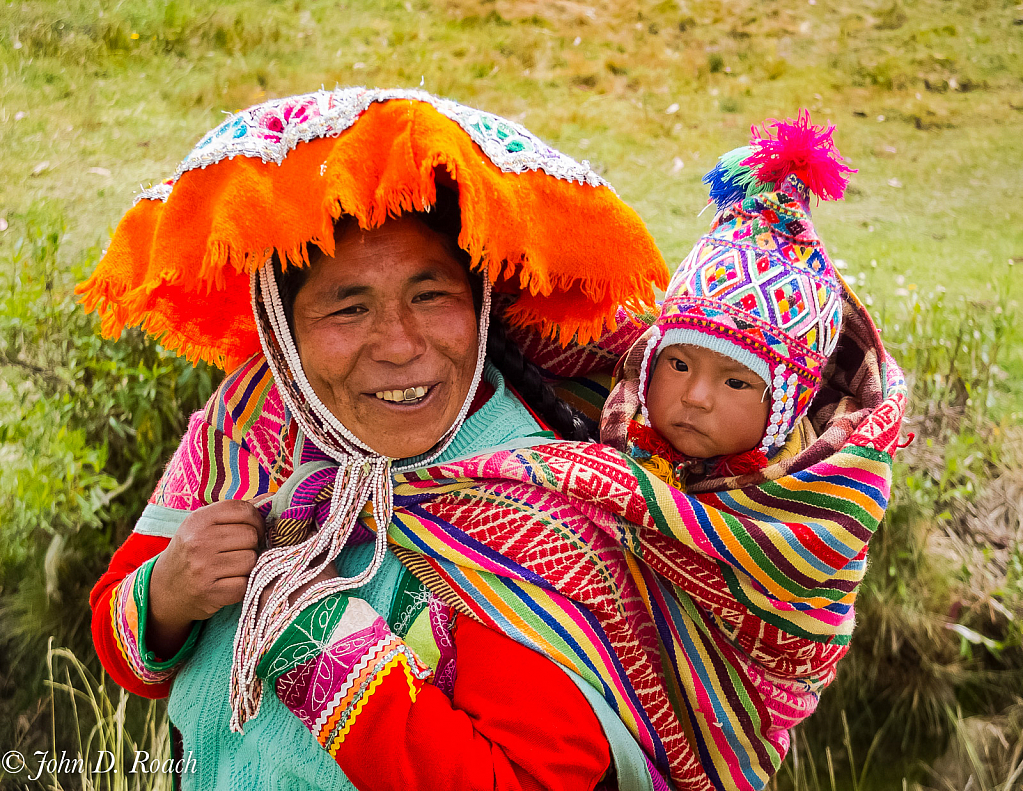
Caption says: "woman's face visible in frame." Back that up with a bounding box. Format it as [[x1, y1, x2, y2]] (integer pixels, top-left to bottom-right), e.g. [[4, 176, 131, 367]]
[[291, 215, 479, 459]]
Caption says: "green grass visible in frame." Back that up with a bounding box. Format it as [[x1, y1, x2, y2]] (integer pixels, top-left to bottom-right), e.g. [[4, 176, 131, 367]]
[[2, 0, 1021, 299], [0, 642, 172, 791]]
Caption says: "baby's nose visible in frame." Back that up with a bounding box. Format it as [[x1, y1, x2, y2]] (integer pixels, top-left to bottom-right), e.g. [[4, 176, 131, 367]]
[[680, 377, 714, 408]]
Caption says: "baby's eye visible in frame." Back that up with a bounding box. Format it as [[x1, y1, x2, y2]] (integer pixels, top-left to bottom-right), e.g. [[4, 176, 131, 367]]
[[670, 359, 689, 372], [725, 378, 750, 390]]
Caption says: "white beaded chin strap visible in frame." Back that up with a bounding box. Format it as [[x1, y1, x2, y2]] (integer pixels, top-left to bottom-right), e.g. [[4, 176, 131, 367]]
[[637, 327, 662, 424], [229, 258, 492, 733], [760, 363, 798, 456]]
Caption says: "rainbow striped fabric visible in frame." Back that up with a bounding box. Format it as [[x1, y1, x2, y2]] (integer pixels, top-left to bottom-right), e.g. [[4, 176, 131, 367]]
[[368, 300, 905, 788], [377, 373, 902, 790]]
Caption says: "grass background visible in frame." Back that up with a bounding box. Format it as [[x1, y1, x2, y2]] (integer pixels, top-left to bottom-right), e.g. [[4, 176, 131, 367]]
[[4, 0, 1023, 299], [1, 0, 1022, 789]]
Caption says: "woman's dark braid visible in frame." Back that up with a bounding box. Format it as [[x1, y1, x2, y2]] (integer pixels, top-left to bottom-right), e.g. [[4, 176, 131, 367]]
[[486, 318, 599, 442]]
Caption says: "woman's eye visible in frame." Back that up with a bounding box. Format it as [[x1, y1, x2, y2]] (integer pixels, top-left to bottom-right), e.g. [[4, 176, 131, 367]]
[[332, 304, 367, 317], [725, 378, 750, 390], [413, 290, 447, 303], [671, 359, 689, 372]]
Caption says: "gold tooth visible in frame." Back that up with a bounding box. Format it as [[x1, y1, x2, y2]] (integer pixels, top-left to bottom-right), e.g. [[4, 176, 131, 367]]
[[376, 387, 429, 402]]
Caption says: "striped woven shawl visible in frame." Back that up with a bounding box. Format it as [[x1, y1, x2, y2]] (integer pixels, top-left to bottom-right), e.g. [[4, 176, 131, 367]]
[[190, 297, 905, 790], [272, 349, 902, 791], [385, 426, 899, 790]]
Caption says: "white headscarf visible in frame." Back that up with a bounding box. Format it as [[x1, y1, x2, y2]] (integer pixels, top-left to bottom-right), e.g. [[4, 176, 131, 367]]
[[230, 256, 492, 732]]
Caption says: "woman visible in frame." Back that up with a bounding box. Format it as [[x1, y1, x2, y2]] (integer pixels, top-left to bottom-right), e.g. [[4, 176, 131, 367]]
[[84, 88, 668, 790], [82, 89, 907, 791]]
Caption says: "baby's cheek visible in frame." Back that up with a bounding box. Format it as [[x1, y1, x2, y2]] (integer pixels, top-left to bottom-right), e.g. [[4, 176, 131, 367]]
[[645, 387, 672, 433], [728, 395, 769, 449], [645, 365, 676, 419]]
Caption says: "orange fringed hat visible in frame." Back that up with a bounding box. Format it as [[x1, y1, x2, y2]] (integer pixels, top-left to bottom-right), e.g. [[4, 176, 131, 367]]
[[77, 88, 668, 370]]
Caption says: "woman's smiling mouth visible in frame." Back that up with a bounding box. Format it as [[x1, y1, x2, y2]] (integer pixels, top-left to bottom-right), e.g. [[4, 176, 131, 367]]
[[371, 384, 436, 406]]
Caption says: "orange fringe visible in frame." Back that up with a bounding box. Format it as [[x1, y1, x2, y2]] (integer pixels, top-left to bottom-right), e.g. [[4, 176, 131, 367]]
[[76, 99, 667, 370]]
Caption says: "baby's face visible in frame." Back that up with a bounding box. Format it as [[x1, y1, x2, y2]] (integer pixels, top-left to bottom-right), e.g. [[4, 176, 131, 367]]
[[646, 344, 771, 458]]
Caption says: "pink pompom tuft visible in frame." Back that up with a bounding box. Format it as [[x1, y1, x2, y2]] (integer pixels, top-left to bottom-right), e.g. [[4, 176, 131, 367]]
[[742, 109, 856, 201]]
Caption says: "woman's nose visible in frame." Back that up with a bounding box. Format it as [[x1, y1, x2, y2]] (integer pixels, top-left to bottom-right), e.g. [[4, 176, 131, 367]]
[[370, 306, 426, 365]]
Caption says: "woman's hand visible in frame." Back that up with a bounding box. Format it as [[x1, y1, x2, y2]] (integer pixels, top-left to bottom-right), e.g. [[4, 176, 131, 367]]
[[147, 500, 265, 658]]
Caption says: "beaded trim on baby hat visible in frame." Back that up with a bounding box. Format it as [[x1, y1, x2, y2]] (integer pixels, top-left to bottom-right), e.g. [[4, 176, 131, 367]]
[[228, 260, 492, 733], [641, 111, 853, 457]]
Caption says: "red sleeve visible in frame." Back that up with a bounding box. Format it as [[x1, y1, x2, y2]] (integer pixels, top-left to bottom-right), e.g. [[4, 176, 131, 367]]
[[89, 532, 172, 699], [279, 612, 611, 791], [91, 357, 290, 699]]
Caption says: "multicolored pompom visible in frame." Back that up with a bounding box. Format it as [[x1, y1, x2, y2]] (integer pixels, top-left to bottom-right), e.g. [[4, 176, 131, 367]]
[[702, 109, 856, 210]]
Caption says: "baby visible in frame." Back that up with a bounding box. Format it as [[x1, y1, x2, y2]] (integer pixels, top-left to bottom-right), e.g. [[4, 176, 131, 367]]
[[601, 110, 853, 487]]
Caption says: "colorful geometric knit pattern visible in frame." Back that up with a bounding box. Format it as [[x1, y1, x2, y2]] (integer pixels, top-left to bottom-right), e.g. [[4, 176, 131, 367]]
[[647, 177, 844, 454]]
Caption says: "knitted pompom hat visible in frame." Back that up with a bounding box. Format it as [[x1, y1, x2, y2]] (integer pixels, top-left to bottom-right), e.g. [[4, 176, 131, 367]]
[[640, 110, 855, 457]]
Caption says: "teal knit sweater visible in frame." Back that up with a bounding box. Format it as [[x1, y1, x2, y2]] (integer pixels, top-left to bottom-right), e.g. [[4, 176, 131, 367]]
[[166, 363, 542, 790]]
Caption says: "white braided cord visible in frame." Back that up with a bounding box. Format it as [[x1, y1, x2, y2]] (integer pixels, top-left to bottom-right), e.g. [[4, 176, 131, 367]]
[[230, 258, 492, 732]]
